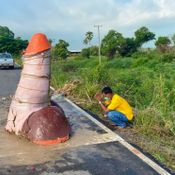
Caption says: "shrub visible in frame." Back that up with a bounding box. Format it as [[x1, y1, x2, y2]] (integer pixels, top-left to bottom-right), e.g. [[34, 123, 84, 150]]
[[81, 48, 90, 58], [105, 57, 133, 69], [90, 45, 99, 56], [161, 52, 175, 62]]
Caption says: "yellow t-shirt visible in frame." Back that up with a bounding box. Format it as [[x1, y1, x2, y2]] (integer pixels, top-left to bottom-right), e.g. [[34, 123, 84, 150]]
[[107, 94, 133, 120]]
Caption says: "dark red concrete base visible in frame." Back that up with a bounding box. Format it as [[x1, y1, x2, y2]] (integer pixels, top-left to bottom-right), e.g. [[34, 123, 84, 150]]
[[22, 106, 71, 145]]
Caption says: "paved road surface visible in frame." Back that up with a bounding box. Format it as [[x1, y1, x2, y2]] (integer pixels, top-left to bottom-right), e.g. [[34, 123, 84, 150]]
[[0, 66, 21, 97]]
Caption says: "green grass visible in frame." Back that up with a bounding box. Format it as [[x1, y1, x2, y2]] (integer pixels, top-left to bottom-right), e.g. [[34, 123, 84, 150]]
[[51, 52, 175, 170]]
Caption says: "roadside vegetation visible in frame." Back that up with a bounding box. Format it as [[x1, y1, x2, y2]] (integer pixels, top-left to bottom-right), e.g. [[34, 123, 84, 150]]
[[0, 26, 28, 55]]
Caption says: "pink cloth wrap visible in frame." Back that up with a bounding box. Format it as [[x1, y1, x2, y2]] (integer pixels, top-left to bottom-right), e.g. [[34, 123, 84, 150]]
[[5, 50, 50, 134]]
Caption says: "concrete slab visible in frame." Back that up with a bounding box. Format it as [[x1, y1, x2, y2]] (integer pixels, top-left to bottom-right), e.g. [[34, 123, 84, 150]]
[[0, 96, 171, 175]]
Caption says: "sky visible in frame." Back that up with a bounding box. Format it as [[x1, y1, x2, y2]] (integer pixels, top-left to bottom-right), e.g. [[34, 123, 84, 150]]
[[0, 0, 175, 50]]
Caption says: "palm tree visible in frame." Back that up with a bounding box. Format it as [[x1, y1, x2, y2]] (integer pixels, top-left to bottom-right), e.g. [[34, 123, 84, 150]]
[[83, 31, 93, 47]]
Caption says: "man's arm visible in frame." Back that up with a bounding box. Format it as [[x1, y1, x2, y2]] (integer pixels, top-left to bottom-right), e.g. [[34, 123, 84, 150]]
[[95, 93, 110, 113], [98, 101, 110, 113]]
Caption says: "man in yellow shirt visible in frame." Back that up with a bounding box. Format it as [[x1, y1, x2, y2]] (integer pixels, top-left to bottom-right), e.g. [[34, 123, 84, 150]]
[[95, 86, 133, 128]]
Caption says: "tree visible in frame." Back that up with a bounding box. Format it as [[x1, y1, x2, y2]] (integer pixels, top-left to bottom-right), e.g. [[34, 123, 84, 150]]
[[54, 39, 69, 59], [48, 39, 53, 45], [101, 30, 125, 59], [83, 31, 93, 46], [135, 26, 155, 47], [171, 34, 175, 45], [13, 37, 28, 55], [90, 45, 99, 56], [155, 36, 171, 53], [119, 38, 137, 56], [81, 48, 90, 58], [0, 26, 14, 39], [0, 26, 28, 55], [0, 26, 14, 53]]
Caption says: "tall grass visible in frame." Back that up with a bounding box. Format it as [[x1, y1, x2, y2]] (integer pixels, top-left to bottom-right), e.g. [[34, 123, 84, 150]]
[[51, 54, 175, 136], [135, 74, 175, 136]]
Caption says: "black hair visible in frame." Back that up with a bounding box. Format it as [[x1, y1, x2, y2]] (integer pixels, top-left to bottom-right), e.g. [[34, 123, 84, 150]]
[[102, 86, 113, 94]]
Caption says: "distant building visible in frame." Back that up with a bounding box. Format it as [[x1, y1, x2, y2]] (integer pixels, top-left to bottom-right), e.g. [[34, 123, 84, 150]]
[[69, 50, 81, 55]]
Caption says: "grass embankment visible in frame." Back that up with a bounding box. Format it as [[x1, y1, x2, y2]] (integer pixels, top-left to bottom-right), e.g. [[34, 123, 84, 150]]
[[51, 51, 175, 170]]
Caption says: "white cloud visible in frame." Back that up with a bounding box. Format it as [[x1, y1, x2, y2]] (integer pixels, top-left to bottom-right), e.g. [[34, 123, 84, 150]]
[[107, 0, 175, 27], [0, 0, 175, 49]]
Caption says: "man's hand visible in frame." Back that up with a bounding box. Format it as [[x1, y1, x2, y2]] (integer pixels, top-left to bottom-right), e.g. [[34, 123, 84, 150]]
[[95, 93, 103, 101], [95, 93, 110, 113]]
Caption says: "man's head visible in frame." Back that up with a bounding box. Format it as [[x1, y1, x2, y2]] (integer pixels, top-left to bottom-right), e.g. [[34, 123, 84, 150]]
[[102, 86, 113, 100]]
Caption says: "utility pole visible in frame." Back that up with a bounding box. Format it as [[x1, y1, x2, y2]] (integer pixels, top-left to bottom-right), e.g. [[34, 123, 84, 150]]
[[94, 25, 102, 65]]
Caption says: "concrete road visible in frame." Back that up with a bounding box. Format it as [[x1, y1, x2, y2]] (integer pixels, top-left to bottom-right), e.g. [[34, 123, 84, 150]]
[[0, 68, 172, 175], [0, 66, 21, 97]]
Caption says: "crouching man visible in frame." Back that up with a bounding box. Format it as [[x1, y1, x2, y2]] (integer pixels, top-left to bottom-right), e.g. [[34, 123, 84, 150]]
[[95, 86, 133, 128]]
